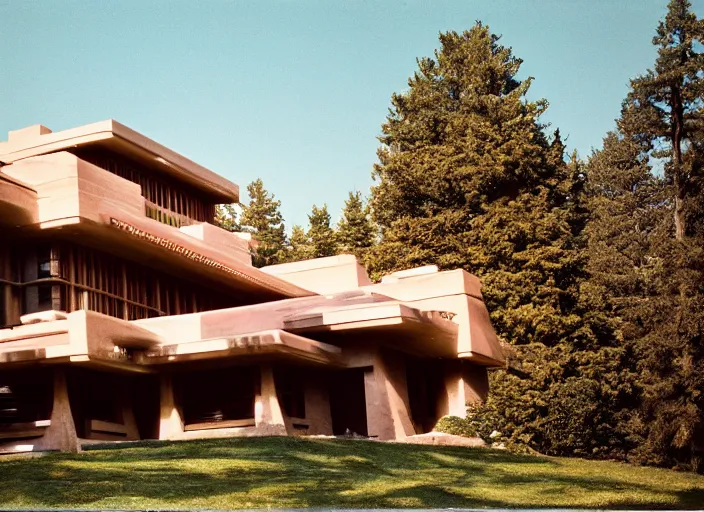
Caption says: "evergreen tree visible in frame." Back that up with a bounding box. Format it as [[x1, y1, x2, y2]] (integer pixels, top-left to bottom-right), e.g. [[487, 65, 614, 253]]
[[308, 204, 338, 258], [215, 204, 241, 233], [284, 224, 313, 262], [624, 0, 704, 240], [240, 179, 287, 267], [337, 191, 376, 259], [588, 0, 704, 472], [369, 23, 625, 456]]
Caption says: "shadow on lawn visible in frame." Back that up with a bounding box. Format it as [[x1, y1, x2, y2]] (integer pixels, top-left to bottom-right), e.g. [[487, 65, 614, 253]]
[[0, 437, 702, 509]]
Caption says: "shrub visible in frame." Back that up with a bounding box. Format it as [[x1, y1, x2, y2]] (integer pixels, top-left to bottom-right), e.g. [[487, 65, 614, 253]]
[[434, 415, 477, 438]]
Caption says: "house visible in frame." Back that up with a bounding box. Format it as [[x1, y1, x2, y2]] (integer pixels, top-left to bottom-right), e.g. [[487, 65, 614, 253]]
[[0, 120, 505, 453]]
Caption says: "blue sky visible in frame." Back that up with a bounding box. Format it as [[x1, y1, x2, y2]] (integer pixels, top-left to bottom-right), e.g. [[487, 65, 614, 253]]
[[1, 1, 699, 229]]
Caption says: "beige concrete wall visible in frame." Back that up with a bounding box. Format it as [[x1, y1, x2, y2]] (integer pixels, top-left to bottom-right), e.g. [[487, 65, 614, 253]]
[[277, 369, 333, 436], [2, 152, 144, 228], [302, 374, 333, 435], [0, 173, 38, 227], [179, 223, 251, 266], [262, 254, 371, 295], [436, 360, 489, 420], [363, 349, 415, 440], [0, 119, 239, 202]]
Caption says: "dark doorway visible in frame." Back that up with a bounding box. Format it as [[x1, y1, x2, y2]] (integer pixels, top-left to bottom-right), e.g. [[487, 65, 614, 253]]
[[0, 368, 53, 426], [406, 357, 444, 433], [173, 365, 257, 428], [329, 368, 368, 436], [66, 368, 129, 438], [132, 374, 160, 439]]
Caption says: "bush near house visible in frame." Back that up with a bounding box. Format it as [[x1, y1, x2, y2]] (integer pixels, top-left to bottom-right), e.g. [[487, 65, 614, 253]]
[[434, 415, 478, 438]]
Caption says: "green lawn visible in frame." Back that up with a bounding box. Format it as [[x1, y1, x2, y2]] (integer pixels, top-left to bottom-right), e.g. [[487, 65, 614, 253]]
[[1, 436, 703, 509]]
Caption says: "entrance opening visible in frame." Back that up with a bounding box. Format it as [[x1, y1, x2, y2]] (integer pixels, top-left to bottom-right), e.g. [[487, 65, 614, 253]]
[[406, 357, 444, 433], [274, 367, 306, 419], [329, 368, 368, 436], [0, 369, 53, 426], [173, 365, 257, 430], [66, 368, 133, 439], [132, 374, 160, 440]]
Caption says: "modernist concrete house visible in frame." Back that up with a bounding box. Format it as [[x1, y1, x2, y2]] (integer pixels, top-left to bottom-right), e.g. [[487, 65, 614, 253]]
[[0, 120, 505, 453]]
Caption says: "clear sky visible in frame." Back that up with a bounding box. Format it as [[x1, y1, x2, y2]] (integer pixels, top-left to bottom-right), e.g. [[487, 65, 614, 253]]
[[1, 1, 700, 229]]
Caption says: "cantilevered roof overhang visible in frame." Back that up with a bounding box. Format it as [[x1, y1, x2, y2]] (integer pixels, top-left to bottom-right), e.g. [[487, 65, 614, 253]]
[[0, 173, 37, 227], [0, 120, 238, 203], [20, 211, 315, 302], [283, 302, 461, 358], [135, 329, 342, 367], [101, 212, 312, 299]]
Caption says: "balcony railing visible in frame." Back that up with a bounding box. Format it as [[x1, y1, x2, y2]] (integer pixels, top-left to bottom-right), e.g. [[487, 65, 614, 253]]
[[145, 200, 197, 228]]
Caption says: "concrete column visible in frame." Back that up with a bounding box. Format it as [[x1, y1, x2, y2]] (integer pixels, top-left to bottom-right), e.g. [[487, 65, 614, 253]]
[[437, 360, 489, 419], [158, 374, 183, 440], [364, 350, 415, 440], [303, 373, 332, 435], [254, 364, 286, 435], [34, 367, 80, 453]]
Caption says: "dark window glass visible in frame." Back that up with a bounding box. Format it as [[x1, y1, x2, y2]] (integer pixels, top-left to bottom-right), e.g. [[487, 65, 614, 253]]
[[37, 285, 52, 310], [37, 246, 51, 279]]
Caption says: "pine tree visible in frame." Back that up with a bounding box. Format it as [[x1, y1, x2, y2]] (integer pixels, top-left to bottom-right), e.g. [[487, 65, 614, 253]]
[[624, 0, 704, 240], [284, 224, 313, 262], [308, 204, 338, 258], [370, 24, 579, 344], [240, 179, 287, 267], [595, 0, 704, 472], [215, 204, 241, 233], [337, 191, 376, 259], [369, 23, 624, 456]]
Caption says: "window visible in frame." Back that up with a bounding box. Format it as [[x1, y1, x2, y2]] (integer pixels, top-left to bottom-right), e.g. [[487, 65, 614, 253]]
[[37, 246, 51, 279]]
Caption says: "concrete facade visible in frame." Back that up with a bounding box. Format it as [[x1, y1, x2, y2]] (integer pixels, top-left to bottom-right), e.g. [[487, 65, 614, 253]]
[[0, 120, 505, 453]]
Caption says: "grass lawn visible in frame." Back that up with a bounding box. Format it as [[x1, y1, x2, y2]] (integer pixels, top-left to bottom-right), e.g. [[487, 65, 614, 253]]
[[1, 436, 703, 509]]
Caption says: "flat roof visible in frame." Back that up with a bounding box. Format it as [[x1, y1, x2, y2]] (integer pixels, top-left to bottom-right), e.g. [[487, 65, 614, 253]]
[[0, 120, 239, 203]]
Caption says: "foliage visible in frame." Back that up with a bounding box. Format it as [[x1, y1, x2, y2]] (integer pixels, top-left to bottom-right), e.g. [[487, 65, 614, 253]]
[[307, 204, 338, 258], [582, 0, 704, 472], [337, 191, 376, 259], [282, 224, 314, 262], [1, 437, 703, 509], [240, 179, 287, 267], [623, 0, 704, 240], [214, 204, 241, 233], [367, 23, 630, 460], [434, 415, 477, 438]]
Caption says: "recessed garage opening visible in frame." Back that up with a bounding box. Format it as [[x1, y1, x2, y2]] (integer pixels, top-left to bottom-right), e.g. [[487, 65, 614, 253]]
[[329, 368, 368, 436], [173, 365, 258, 430]]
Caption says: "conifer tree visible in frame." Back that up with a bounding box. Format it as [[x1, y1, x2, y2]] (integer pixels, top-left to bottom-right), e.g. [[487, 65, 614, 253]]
[[337, 191, 376, 259], [369, 23, 623, 456], [215, 204, 241, 233], [624, 0, 704, 240], [587, 0, 704, 472], [370, 24, 581, 345], [308, 204, 338, 258], [240, 179, 287, 267], [284, 224, 313, 262]]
